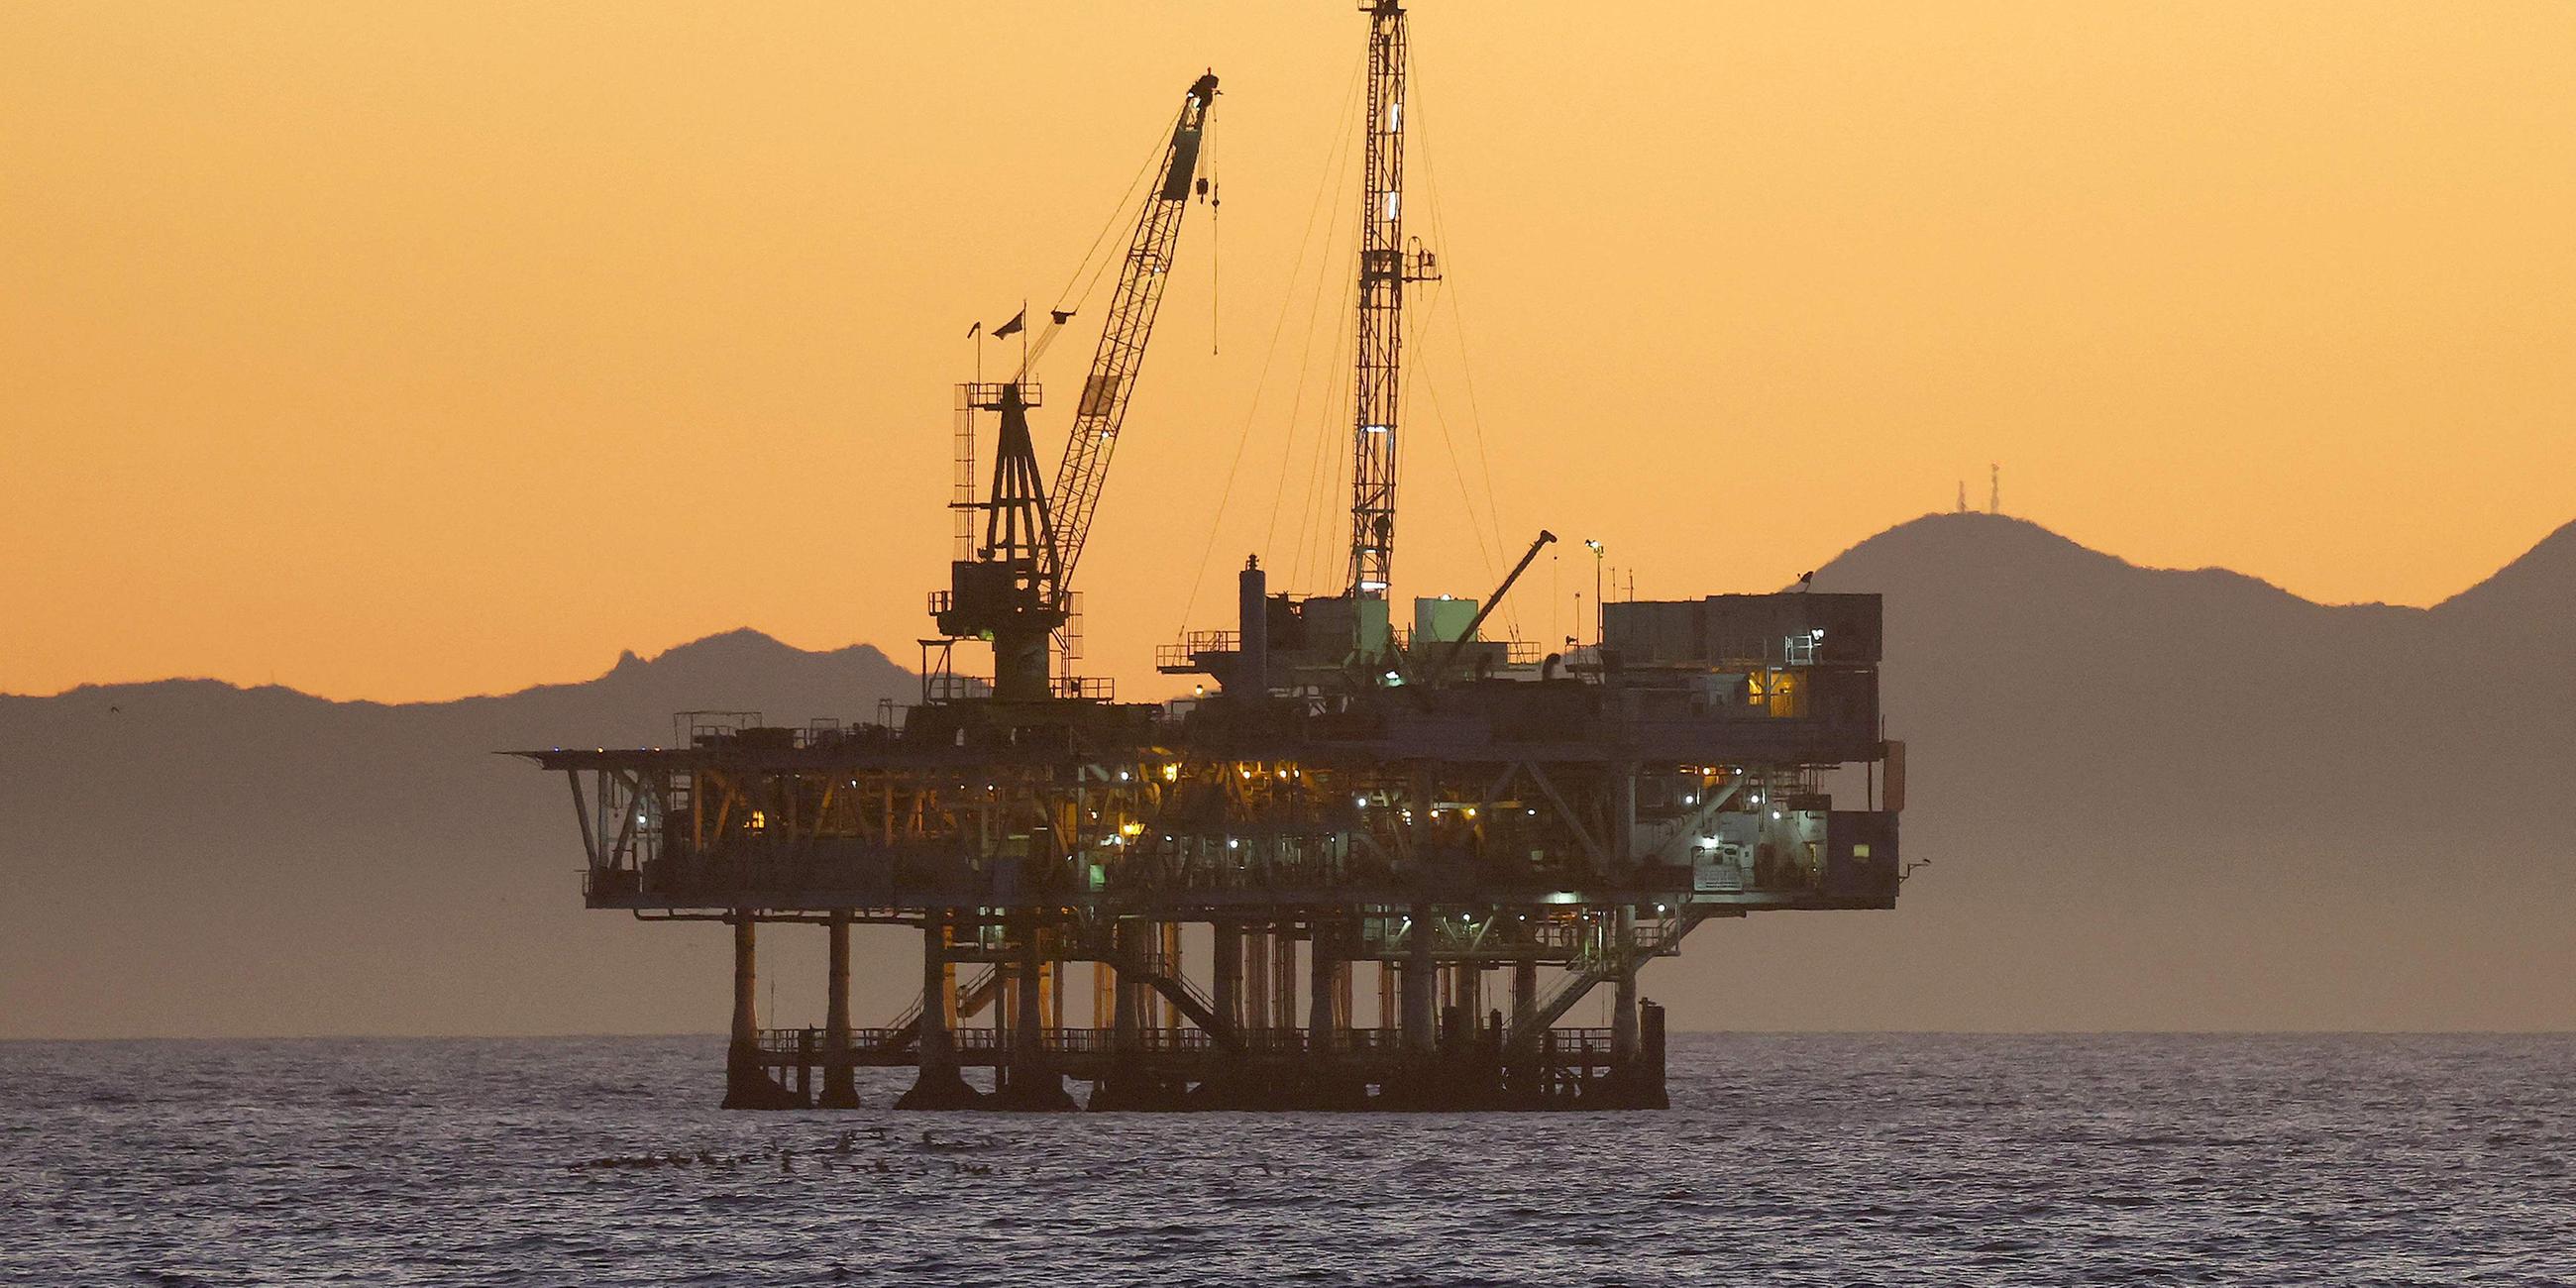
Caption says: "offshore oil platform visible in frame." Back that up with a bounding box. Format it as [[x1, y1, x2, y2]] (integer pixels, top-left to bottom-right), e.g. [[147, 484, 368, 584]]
[[523, 1, 1903, 1111]]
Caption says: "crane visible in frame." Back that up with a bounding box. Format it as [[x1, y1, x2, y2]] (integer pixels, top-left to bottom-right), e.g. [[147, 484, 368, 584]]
[[936, 71, 1220, 701], [1045, 71, 1221, 598]]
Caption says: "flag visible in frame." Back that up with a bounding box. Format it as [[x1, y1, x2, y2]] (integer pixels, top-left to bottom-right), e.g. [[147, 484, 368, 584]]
[[1049, 307, 1075, 326], [992, 307, 1026, 339]]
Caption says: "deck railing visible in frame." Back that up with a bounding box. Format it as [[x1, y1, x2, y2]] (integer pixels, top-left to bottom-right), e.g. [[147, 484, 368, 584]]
[[753, 1023, 1620, 1063]]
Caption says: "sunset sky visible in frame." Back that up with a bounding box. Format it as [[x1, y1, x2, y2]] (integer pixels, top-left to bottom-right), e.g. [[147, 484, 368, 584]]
[[4, 1, 2570, 703]]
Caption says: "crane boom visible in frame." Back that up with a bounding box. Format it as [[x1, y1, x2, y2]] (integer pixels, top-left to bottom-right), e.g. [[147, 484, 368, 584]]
[[1044, 72, 1220, 602]]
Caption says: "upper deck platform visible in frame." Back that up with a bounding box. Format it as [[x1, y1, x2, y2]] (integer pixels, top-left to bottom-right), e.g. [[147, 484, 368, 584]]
[[520, 592, 1903, 923]]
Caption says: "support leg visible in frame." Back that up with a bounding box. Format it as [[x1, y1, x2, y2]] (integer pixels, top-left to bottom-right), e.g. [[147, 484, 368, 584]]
[[1090, 916, 1184, 1111], [819, 911, 859, 1108], [1273, 928, 1298, 1039], [896, 911, 979, 1110], [1303, 919, 1363, 1109], [1306, 924, 1335, 1051], [722, 914, 798, 1110], [1242, 927, 1269, 1032], [1401, 906, 1437, 1053], [1213, 921, 1242, 1034], [1638, 1000, 1670, 1110], [993, 914, 1072, 1111], [1611, 906, 1640, 1064]]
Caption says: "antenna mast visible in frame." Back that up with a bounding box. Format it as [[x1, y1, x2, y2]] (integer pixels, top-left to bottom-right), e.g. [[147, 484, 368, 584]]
[[1347, 0, 1438, 612]]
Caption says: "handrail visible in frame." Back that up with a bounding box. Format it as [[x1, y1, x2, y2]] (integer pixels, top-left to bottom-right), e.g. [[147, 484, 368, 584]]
[[1506, 906, 1711, 1053]]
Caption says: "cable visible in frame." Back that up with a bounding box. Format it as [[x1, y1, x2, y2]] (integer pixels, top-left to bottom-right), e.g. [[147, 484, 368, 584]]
[[1407, 40, 1522, 641], [1051, 105, 1179, 316], [1020, 100, 1191, 377], [1411, 305, 1511, 628], [1168, 54, 1368, 637], [1264, 57, 1369, 555]]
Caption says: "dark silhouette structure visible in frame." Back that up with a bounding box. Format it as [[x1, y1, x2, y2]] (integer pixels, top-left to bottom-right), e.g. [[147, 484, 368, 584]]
[[516, 7, 1902, 1111]]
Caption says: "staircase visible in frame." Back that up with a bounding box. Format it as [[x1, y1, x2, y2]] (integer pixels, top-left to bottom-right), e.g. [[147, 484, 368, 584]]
[[1505, 906, 1711, 1053], [863, 965, 1002, 1054]]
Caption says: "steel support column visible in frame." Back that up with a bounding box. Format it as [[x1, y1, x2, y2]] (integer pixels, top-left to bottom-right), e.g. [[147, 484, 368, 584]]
[[1610, 907, 1640, 1064], [1306, 922, 1336, 1052], [1401, 905, 1437, 1052], [1213, 921, 1242, 1030], [895, 911, 978, 1109], [722, 914, 795, 1109], [819, 911, 858, 1108]]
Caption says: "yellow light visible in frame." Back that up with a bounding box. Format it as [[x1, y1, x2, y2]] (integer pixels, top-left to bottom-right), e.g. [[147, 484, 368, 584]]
[[1161, 764, 1180, 782], [1120, 821, 1145, 837]]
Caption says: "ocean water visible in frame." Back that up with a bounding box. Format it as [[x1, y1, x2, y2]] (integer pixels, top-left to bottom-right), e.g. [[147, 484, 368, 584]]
[[1, 1034, 2568, 1286]]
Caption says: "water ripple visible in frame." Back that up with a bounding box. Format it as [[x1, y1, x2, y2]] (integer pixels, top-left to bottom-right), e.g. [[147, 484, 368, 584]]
[[0, 1034, 2570, 1285]]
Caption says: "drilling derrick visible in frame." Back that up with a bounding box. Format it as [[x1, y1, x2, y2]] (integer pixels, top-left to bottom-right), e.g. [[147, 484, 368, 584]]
[[1347, 0, 1437, 640]]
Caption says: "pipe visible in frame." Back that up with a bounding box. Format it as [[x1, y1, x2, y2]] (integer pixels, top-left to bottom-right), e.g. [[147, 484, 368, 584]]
[[1235, 556, 1269, 695]]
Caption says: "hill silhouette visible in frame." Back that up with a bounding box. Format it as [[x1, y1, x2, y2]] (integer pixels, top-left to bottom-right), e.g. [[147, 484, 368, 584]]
[[0, 634, 913, 1039], [1765, 512, 2574, 1030], [2430, 518, 2576, 639], [3, 517, 2568, 1037]]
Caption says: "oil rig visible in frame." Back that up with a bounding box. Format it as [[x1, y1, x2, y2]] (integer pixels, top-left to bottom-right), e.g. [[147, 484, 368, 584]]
[[523, 1, 1903, 1112]]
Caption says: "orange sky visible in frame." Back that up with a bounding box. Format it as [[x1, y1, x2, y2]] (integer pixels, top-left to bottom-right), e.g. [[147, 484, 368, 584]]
[[4, 2, 2570, 703]]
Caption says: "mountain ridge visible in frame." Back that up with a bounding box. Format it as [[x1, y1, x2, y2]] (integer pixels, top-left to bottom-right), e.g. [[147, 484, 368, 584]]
[[12, 629, 908, 712], [13, 512, 2568, 706], [4, 512, 2569, 1038]]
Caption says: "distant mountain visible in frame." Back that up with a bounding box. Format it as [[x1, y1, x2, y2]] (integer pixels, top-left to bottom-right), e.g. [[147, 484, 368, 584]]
[[1747, 512, 2574, 1031], [2430, 518, 2576, 639], [3, 517, 2568, 1038], [0, 634, 913, 1040]]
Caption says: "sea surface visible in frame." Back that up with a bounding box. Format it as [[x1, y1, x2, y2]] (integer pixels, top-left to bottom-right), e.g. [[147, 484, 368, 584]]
[[1, 1034, 2569, 1286]]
